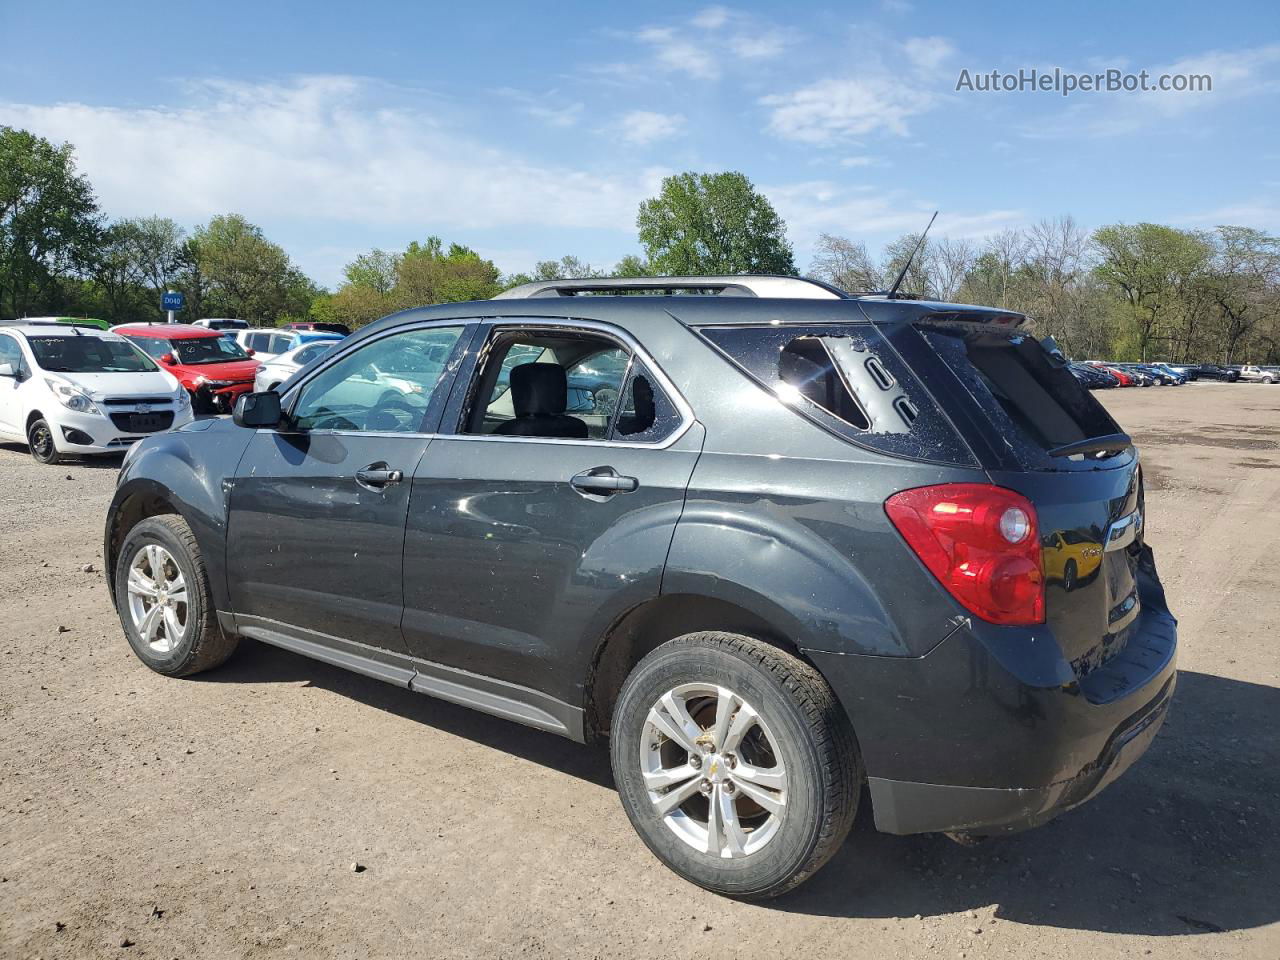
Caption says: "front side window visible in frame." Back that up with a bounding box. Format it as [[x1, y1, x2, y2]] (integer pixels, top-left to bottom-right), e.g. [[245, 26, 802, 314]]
[[27, 336, 157, 373], [0, 333, 23, 373], [171, 336, 250, 365], [291, 325, 464, 432]]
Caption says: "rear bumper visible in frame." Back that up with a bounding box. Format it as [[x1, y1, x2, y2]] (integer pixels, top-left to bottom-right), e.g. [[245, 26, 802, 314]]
[[808, 547, 1177, 836], [867, 672, 1173, 835]]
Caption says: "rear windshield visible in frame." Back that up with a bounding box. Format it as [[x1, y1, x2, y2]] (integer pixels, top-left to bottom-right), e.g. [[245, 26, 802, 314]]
[[28, 336, 156, 373], [919, 325, 1124, 468], [698, 324, 975, 465]]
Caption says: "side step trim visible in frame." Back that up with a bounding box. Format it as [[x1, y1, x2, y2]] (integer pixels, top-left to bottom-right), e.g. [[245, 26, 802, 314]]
[[236, 615, 584, 741]]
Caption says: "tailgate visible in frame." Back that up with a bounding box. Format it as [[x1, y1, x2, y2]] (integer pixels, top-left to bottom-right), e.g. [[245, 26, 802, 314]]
[[909, 321, 1150, 674], [990, 461, 1144, 673]]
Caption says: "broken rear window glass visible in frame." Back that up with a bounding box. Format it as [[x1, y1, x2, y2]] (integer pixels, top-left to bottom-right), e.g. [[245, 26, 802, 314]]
[[919, 325, 1126, 470], [697, 324, 975, 466]]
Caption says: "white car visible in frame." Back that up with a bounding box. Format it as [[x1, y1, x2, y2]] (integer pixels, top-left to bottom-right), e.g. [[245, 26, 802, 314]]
[[0, 322, 193, 464], [236, 329, 343, 364], [192, 318, 249, 332], [1238, 365, 1278, 384], [254, 339, 341, 392]]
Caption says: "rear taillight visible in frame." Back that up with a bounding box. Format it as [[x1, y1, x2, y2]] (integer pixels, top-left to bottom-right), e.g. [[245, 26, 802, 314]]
[[885, 483, 1045, 626]]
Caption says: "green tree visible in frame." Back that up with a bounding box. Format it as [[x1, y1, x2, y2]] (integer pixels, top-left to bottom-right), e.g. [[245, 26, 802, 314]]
[[392, 236, 501, 307], [187, 213, 309, 324], [1093, 223, 1213, 360], [344, 248, 398, 294], [0, 126, 101, 316], [612, 254, 652, 277], [636, 171, 795, 275]]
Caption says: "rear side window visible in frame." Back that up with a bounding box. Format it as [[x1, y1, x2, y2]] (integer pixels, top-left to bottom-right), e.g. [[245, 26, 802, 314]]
[[920, 326, 1124, 468], [698, 324, 974, 466]]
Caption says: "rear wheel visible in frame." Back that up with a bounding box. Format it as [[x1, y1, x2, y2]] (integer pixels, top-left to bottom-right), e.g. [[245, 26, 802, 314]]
[[611, 632, 859, 900], [27, 417, 62, 465], [114, 515, 239, 676]]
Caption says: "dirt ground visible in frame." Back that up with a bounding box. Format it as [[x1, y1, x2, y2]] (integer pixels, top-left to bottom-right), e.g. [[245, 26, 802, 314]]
[[1, 383, 1278, 960]]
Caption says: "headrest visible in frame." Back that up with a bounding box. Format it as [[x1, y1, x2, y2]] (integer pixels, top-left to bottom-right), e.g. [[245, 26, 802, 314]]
[[509, 362, 568, 417]]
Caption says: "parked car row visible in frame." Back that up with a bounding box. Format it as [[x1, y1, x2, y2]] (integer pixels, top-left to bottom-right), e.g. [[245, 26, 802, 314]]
[[0, 318, 354, 462], [1069, 359, 1280, 389]]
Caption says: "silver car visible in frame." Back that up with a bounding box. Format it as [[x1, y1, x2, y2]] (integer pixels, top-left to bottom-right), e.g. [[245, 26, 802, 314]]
[[253, 340, 339, 393]]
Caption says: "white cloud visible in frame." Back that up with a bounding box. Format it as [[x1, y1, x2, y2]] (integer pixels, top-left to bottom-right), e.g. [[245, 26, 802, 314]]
[[637, 27, 720, 80], [496, 88, 584, 128], [0, 76, 665, 236], [760, 35, 953, 144], [728, 32, 791, 60], [618, 110, 686, 145], [765, 180, 1022, 251], [761, 76, 936, 143], [1021, 43, 1280, 139], [903, 36, 954, 72], [691, 5, 730, 29]]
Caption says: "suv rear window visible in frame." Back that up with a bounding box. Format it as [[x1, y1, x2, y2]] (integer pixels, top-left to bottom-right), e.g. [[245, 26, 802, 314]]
[[697, 324, 975, 466], [919, 325, 1125, 468]]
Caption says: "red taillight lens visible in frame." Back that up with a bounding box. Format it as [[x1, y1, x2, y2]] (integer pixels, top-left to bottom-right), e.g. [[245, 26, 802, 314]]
[[885, 483, 1045, 626]]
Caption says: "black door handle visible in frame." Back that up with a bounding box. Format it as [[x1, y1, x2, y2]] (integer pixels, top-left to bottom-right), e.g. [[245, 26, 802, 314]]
[[570, 468, 639, 495], [356, 463, 404, 488]]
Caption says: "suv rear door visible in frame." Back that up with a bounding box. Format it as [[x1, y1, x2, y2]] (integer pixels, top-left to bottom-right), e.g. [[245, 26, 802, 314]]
[[399, 320, 702, 705]]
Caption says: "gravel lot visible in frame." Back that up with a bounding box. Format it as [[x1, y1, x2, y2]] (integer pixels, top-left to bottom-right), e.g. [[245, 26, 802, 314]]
[[2, 383, 1277, 959]]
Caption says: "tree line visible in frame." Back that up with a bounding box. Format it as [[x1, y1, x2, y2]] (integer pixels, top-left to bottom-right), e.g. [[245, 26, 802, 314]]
[[3, 125, 1276, 362]]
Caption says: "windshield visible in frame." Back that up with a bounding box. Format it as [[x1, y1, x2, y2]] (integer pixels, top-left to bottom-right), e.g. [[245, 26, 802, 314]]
[[172, 336, 250, 365], [28, 336, 157, 373]]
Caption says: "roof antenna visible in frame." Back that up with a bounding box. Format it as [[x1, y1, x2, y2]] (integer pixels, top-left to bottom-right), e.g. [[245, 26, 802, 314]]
[[886, 211, 938, 300]]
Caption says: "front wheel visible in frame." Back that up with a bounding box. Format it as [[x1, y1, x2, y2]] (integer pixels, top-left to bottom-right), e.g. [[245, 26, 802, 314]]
[[611, 633, 859, 900], [114, 515, 239, 676], [27, 417, 62, 464]]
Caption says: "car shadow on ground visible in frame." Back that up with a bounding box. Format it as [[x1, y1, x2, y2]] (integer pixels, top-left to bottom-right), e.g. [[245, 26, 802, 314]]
[[203, 646, 1278, 938], [0, 441, 125, 467]]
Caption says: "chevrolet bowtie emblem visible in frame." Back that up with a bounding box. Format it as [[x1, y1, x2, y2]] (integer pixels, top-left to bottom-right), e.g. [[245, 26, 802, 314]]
[[135, 403, 151, 414]]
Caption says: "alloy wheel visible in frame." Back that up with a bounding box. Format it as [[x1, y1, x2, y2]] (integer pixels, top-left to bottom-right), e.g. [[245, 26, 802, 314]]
[[126, 544, 189, 654], [639, 683, 787, 859]]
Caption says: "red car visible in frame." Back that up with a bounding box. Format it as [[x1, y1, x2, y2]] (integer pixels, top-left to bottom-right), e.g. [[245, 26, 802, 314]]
[[114, 324, 261, 413], [1085, 361, 1135, 387]]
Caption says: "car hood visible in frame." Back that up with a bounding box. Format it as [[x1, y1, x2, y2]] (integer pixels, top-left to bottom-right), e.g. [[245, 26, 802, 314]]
[[51, 369, 181, 400], [176, 358, 260, 380]]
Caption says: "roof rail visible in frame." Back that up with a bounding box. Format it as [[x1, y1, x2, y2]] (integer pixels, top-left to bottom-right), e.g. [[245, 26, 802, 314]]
[[492, 275, 851, 300]]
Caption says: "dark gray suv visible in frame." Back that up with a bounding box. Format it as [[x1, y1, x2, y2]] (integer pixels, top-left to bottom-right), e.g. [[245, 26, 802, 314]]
[[104, 276, 1177, 899]]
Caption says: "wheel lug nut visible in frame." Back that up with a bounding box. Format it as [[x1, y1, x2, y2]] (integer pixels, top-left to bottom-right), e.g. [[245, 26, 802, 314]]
[[699, 780, 712, 795], [689, 755, 701, 769], [724, 782, 736, 795]]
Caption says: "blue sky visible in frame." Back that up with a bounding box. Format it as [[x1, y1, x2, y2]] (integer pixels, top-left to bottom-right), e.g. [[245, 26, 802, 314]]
[[1, 0, 1277, 287]]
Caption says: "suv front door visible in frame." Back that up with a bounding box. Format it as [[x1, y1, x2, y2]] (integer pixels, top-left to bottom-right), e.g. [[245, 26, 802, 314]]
[[400, 321, 703, 710], [226, 322, 472, 654]]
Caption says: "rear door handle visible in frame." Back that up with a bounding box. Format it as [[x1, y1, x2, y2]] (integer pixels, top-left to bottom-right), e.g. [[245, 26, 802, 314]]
[[570, 467, 639, 495], [356, 463, 404, 488]]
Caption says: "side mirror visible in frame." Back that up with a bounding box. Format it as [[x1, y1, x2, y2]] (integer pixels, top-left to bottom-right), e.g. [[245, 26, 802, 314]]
[[233, 391, 282, 429], [245, 348, 256, 357], [160, 352, 176, 365]]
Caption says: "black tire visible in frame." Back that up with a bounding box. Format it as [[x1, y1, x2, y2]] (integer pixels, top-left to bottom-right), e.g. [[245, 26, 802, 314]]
[[27, 417, 63, 464], [611, 632, 860, 900], [114, 515, 239, 677], [1063, 559, 1077, 592]]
